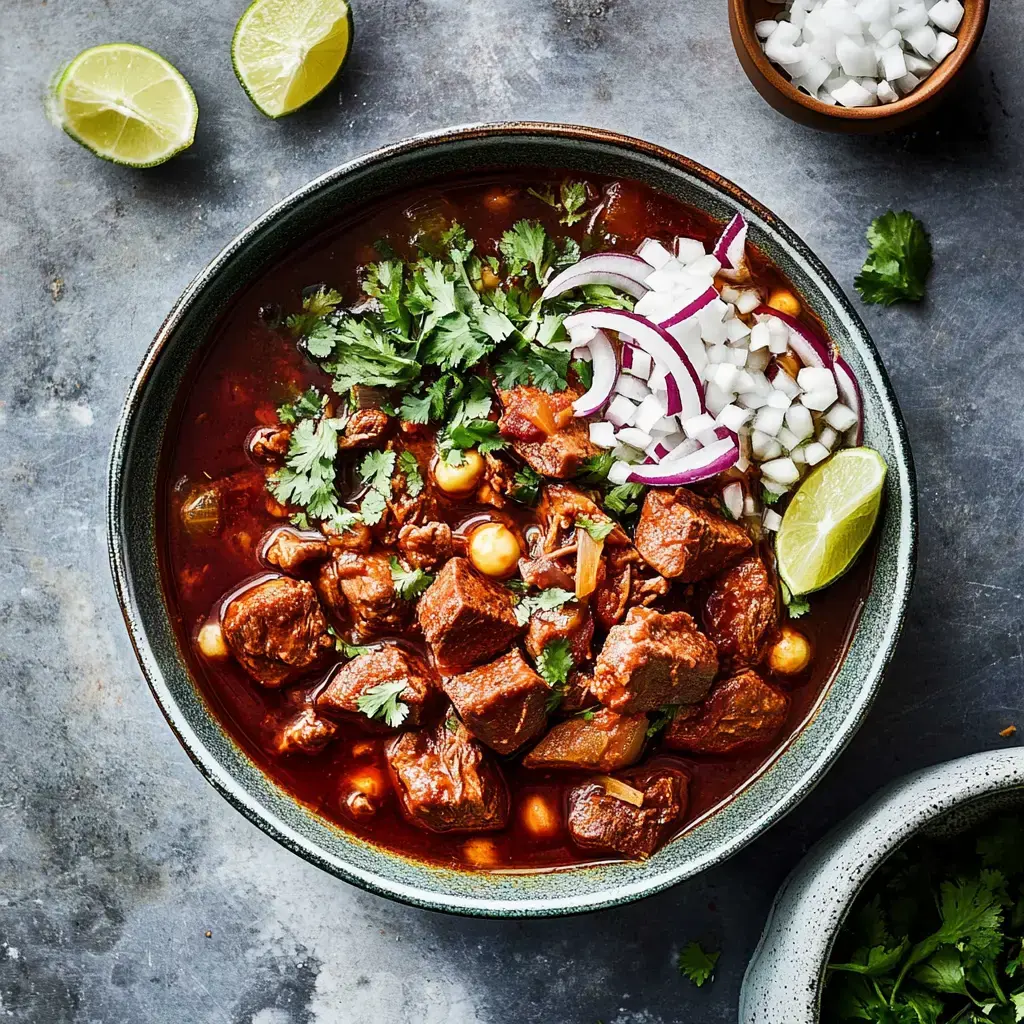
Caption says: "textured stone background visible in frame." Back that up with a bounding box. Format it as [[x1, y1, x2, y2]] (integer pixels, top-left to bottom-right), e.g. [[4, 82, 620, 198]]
[[2, 1, 1022, 1021]]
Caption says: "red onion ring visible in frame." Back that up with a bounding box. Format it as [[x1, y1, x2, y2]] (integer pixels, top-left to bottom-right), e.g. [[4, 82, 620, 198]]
[[712, 214, 747, 270], [754, 305, 834, 368], [832, 355, 864, 444], [571, 329, 618, 417], [542, 253, 654, 301], [624, 435, 738, 485]]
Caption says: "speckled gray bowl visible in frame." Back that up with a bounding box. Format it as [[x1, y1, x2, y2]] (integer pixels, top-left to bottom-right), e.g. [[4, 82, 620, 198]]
[[107, 122, 916, 917], [741, 748, 1024, 1022]]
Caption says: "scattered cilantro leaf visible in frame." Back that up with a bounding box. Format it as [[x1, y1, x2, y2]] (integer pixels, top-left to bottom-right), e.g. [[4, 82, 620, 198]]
[[509, 465, 543, 506], [269, 416, 341, 522], [780, 580, 811, 620], [286, 287, 344, 336], [576, 514, 615, 541], [854, 210, 933, 306], [535, 638, 574, 711], [359, 449, 397, 495], [762, 487, 785, 505], [603, 482, 646, 519], [359, 489, 388, 526], [515, 587, 576, 627], [571, 357, 593, 391], [355, 680, 409, 728], [494, 339, 570, 394], [277, 386, 324, 425], [389, 556, 434, 600], [678, 942, 720, 988], [500, 219, 550, 283], [337, 638, 371, 659], [397, 450, 424, 497], [576, 451, 616, 485], [444, 713, 461, 734], [559, 181, 590, 226]]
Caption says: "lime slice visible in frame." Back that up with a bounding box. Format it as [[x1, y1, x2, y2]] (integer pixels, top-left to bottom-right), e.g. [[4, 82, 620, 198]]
[[775, 447, 887, 596], [232, 0, 354, 118], [52, 44, 198, 167]]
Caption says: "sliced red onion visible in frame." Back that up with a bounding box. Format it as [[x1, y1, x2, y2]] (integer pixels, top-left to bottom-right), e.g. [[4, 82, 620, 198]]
[[542, 253, 654, 301], [659, 286, 719, 330], [564, 308, 704, 422], [624, 434, 738, 485], [832, 355, 864, 444], [621, 344, 634, 371], [712, 214, 748, 271], [572, 329, 618, 417], [754, 305, 834, 368]]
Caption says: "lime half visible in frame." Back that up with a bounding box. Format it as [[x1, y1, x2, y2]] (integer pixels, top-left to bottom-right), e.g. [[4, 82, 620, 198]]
[[232, 0, 354, 118], [52, 44, 198, 167], [776, 447, 887, 596]]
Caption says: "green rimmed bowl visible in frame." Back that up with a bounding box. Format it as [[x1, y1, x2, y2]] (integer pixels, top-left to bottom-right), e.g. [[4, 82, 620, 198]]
[[107, 122, 917, 917]]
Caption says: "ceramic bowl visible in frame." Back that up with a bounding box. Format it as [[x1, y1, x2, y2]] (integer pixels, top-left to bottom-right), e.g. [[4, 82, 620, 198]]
[[741, 748, 1024, 1022], [107, 122, 916, 917], [729, 0, 990, 133]]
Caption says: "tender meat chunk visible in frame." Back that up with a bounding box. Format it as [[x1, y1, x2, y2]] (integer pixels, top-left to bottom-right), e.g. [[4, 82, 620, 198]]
[[261, 527, 331, 573], [594, 560, 632, 631], [592, 607, 718, 714], [317, 644, 436, 730], [524, 601, 594, 665], [386, 720, 510, 833], [271, 707, 339, 755], [477, 453, 513, 509], [560, 672, 597, 714], [315, 551, 411, 642], [567, 765, 688, 859], [248, 425, 291, 464], [523, 708, 647, 771], [498, 388, 601, 479], [338, 408, 391, 449], [416, 557, 521, 672], [703, 556, 779, 670], [664, 670, 789, 755], [443, 649, 549, 754], [538, 484, 631, 550], [398, 521, 453, 572], [518, 555, 575, 592], [634, 488, 752, 581], [222, 576, 334, 687], [323, 519, 373, 553]]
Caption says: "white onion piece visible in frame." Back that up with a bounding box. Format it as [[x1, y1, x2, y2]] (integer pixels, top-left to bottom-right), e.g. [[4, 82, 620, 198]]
[[564, 308, 704, 420], [615, 374, 652, 402], [712, 214, 750, 281], [755, 306, 833, 367], [722, 481, 744, 519], [832, 355, 864, 443], [623, 435, 738, 486], [589, 421, 617, 448], [571, 330, 618, 417], [606, 394, 639, 427], [636, 238, 674, 269], [542, 253, 654, 301]]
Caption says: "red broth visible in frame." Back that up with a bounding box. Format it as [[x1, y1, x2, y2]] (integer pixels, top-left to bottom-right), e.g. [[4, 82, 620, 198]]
[[159, 172, 874, 871]]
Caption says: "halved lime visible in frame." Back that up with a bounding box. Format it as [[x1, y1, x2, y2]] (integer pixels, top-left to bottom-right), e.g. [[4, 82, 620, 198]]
[[232, 0, 354, 118], [775, 447, 887, 596], [51, 44, 198, 167]]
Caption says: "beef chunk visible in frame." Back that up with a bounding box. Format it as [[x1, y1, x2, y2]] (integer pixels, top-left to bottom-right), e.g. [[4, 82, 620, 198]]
[[634, 488, 752, 581], [567, 766, 688, 859], [323, 519, 373, 553], [338, 408, 391, 449], [271, 707, 339, 755], [398, 521, 453, 572], [518, 555, 575, 592], [497, 387, 601, 479], [261, 527, 331, 574], [443, 649, 549, 754], [317, 644, 436, 731], [665, 670, 789, 755], [524, 601, 594, 665], [222, 576, 334, 687], [416, 557, 521, 672], [592, 607, 717, 714], [538, 484, 631, 550], [316, 550, 411, 642], [703, 556, 779, 670], [386, 720, 509, 833], [523, 708, 647, 771], [248, 425, 291, 464]]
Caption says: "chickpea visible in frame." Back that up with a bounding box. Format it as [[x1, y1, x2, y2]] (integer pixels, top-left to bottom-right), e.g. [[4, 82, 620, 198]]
[[462, 837, 501, 868], [433, 450, 485, 495], [768, 288, 802, 317], [468, 522, 521, 578], [768, 625, 813, 676], [197, 622, 229, 660], [519, 793, 560, 839]]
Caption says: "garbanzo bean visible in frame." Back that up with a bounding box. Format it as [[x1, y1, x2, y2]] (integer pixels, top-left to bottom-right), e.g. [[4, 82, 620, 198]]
[[519, 793, 560, 838], [768, 288, 801, 317], [768, 625, 813, 676], [468, 522, 521, 578], [197, 622, 229, 660], [433, 450, 485, 495]]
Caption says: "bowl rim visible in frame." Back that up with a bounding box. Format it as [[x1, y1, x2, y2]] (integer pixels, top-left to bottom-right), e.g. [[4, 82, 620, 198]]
[[107, 120, 917, 916], [729, 0, 990, 122], [739, 747, 1024, 1023]]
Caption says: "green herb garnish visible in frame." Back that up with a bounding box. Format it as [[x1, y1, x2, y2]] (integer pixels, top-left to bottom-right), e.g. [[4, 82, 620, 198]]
[[389, 556, 434, 601], [576, 514, 615, 541], [397, 450, 424, 497], [678, 942, 720, 988], [355, 681, 409, 728], [509, 465, 543, 506], [646, 705, 678, 738], [514, 587, 576, 627], [535, 638, 574, 712], [854, 211, 933, 306]]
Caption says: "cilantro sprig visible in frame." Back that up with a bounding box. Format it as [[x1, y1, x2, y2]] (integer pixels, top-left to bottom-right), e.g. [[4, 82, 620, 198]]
[[854, 210, 933, 306], [355, 681, 409, 729], [678, 942, 720, 988], [389, 556, 434, 601], [514, 587, 576, 627], [535, 638, 574, 712]]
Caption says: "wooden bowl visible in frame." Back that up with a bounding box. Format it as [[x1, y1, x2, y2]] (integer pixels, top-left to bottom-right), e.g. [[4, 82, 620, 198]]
[[729, 0, 989, 132]]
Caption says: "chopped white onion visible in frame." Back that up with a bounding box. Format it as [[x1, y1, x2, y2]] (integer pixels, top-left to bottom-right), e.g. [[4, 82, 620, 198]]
[[749, 321, 772, 352], [766, 389, 792, 410], [607, 394, 640, 427], [763, 509, 783, 532], [683, 412, 717, 439], [717, 403, 752, 432], [761, 457, 801, 485], [804, 442, 830, 465], [754, 406, 786, 437], [589, 421, 617, 448], [634, 394, 668, 433], [824, 402, 859, 432], [617, 426, 653, 450], [784, 403, 815, 440], [722, 481, 744, 519], [818, 425, 840, 450], [615, 374, 651, 403], [637, 238, 674, 269]]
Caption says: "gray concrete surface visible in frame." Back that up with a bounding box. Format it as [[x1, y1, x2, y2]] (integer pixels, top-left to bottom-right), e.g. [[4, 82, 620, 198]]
[[2, 1, 1022, 1021]]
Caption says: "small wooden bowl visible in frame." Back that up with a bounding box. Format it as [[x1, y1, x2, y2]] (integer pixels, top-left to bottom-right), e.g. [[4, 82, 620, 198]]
[[729, 0, 989, 132]]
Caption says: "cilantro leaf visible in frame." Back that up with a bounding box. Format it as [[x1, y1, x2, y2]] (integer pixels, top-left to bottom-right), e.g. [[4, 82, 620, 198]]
[[571, 357, 593, 391], [854, 211, 933, 306], [762, 487, 785, 505], [363, 260, 410, 334], [337, 637, 371, 659], [500, 219, 550, 283], [359, 489, 388, 525], [397, 450, 424, 497], [576, 514, 615, 541], [277, 386, 324, 425], [286, 287, 344, 336], [515, 587, 576, 627], [603, 482, 646, 519], [576, 451, 615, 485], [355, 680, 409, 729], [535, 638, 574, 711], [509, 465, 542, 507], [559, 180, 590, 226], [359, 449, 397, 495], [311, 317, 421, 392], [678, 942, 719, 988], [493, 339, 570, 394], [389, 556, 434, 600], [268, 416, 341, 522]]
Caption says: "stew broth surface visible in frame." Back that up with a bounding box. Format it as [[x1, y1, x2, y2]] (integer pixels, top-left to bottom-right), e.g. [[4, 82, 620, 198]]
[[160, 171, 874, 871]]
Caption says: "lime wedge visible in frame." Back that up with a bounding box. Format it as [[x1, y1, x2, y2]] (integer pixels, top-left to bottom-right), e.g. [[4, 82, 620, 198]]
[[232, 0, 354, 118], [775, 447, 887, 596], [52, 44, 198, 167]]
